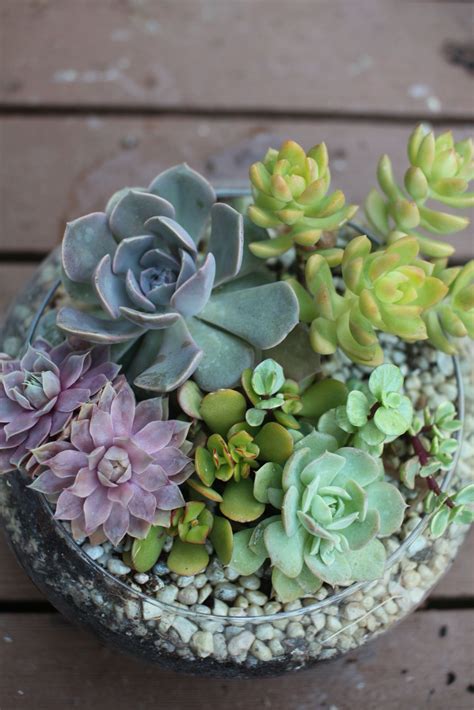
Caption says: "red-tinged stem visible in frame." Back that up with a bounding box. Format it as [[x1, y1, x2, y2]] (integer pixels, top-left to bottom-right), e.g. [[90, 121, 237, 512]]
[[411, 435, 455, 509]]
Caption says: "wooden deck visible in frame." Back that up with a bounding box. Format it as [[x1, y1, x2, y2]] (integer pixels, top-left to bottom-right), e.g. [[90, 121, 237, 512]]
[[0, 1, 473, 708]]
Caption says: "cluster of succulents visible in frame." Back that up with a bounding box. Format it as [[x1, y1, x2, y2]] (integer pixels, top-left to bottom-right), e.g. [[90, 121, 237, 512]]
[[248, 140, 357, 258], [318, 364, 414, 456], [365, 125, 474, 258], [2, 129, 473, 604]]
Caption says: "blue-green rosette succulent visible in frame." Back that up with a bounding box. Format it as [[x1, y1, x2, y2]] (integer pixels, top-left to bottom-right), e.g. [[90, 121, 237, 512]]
[[57, 165, 299, 392], [230, 431, 406, 602]]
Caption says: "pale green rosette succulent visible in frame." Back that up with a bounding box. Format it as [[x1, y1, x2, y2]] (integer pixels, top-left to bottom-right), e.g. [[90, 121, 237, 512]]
[[57, 164, 299, 392], [366, 125, 474, 258], [230, 431, 406, 602], [318, 364, 414, 456], [247, 140, 357, 258]]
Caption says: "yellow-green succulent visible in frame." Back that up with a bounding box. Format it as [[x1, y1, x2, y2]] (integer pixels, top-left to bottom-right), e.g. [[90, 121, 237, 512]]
[[247, 140, 358, 258], [366, 125, 474, 258], [298, 234, 448, 366]]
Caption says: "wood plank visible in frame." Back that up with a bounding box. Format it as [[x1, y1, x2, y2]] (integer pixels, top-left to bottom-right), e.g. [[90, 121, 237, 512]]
[[1, 117, 472, 257], [0, 610, 472, 708], [1, 1, 473, 118]]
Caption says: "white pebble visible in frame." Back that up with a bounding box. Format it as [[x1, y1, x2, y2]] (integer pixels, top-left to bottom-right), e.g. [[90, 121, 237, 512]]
[[191, 631, 214, 658], [156, 585, 178, 604], [171, 616, 198, 644], [239, 574, 261, 590], [287, 621, 305, 639], [107, 559, 130, 576], [228, 631, 255, 657], [251, 639, 273, 661], [256, 623, 274, 641], [83, 544, 104, 560], [177, 587, 198, 605]]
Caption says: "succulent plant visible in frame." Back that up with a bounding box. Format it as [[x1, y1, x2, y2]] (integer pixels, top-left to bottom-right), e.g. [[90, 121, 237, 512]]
[[300, 234, 448, 366], [168, 501, 214, 544], [30, 377, 192, 544], [400, 401, 461, 489], [195, 431, 260, 484], [366, 125, 474, 258], [128, 525, 167, 573], [423, 260, 474, 354], [424, 484, 474, 539], [0, 340, 119, 474], [241, 359, 302, 428], [57, 164, 299, 392], [247, 140, 357, 258], [230, 430, 405, 602], [318, 364, 414, 456]]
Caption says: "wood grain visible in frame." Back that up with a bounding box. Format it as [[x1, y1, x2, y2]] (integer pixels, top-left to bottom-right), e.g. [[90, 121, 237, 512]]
[[1, 1, 473, 118], [0, 610, 473, 709], [1, 117, 473, 257]]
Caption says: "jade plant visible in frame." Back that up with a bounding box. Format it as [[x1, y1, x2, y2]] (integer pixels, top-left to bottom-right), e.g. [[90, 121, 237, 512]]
[[4, 129, 473, 607]]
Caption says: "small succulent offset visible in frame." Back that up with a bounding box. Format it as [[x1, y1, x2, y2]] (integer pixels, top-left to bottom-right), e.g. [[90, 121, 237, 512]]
[[319, 364, 414, 456], [230, 431, 406, 602], [195, 431, 260, 484], [366, 125, 474, 258], [242, 358, 302, 428], [300, 234, 448, 366], [0, 340, 119, 474], [424, 484, 474, 539], [58, 164, 299, 392], [30, 378, 192, 544], [248, 140, 357, 258], [400, 401, 461, 489]]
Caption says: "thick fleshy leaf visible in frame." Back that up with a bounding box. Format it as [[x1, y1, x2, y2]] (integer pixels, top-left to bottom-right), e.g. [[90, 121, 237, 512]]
[[148, 164, 216, 243], [346, 538, 386, 581], [187, 317, 255, 392], [304, 547, 352, 585], [134, 318, 202, 393], [253, 462, 283, 504], [264, 520, 305, 578], [170, 254, 215, 317], [198, 282, 299, 349], [264, 324, 321, 385], [366, 481, 406, 536], [109, 190, 175, 241], [145, 216, 197, 255], [119, 306, 180, 330], [62, 213, 117, 283], [57, 307, 144, 344], [208, 203, 243, 286], [368, 363, 403, 398], [104, 504, 130, 546], [55, 490, 84, 520]]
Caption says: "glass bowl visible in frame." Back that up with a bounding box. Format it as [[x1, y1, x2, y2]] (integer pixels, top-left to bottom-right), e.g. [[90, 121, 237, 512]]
[[0, 242, 471, 679]]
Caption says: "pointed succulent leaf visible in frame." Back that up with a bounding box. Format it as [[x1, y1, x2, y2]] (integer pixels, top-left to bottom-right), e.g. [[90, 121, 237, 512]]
[[148, 164, 216, 244], [197, 282, 299, 350], [62, 213, 118, 283], [109, 190, 175, 241], [57, 307, 144, 344], [133, 318, 203, 393], [177, 380, 204, 420], [253, 462, 283, 504], [345, 538, 386, 581], [208, 203, 243, 286], [187, 317, 255, 392]]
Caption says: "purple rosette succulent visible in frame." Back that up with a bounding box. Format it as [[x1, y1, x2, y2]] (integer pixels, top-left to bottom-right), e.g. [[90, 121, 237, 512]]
[[30, 378, 192, 545], [57, 164, 299, 393], [0, 340, 119, 474]]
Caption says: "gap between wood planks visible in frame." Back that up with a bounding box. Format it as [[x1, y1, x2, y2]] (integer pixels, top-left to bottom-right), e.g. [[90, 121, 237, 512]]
[[1, 105, 473, 125]]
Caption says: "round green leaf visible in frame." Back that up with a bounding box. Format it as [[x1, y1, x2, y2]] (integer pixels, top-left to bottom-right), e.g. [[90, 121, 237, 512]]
[[200, 389, 247, 436], [254, 422, 294, 465], [299, 378, 348, 421], [253, 462, 283, 503], [368, 363, 403, 399], [220, 478, 265, 522], [251, 358, 285, 395], [374, 406, 411, 436], [346, 390, 370, 427], [167, 539, 209, 576]]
